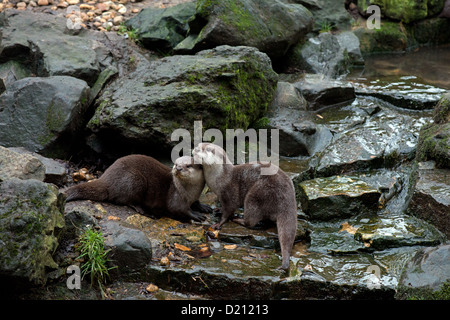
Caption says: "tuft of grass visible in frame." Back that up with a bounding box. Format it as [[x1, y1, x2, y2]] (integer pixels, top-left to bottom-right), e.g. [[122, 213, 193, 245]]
[[77, 227, 116, 297], [319, 21, 333, 33]]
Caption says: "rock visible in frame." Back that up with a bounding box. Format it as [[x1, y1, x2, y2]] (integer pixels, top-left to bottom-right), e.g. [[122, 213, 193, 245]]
[[354, 214, 444, 250], [218, 216, 310, 249], [358, 0, 445, 24], [0, 178, 65, 286], [63, 204, 100, 240], [267, 81, 333, 157], [440, 0, 450, 17], [286, 32, 362, 78], [313, 98, 424, 177], [174, 0, 313, 59], [397, 244, 450, 299], [0, 10, 99, 86], [0, 60, 32, 94], [102, 221, 152, 274], [408, 167, 450, 237], [0, 76, 90, 157], [88, 45, 278, 155], [37, 0, 48, 5], [125, 215, 206, 246], [7, 147, 68, 186], [433, 91, 450, 124], [354, 22, 408, 54], [351, 76, 447, 110], [335, 31, 364, 66], [297, 175, 381, 220], [415, 100, 450, 168], [307, 0, 353, 31], [0, 146, 45, 181], [293, 73, 355, 109], [125, 2, 196, 51]]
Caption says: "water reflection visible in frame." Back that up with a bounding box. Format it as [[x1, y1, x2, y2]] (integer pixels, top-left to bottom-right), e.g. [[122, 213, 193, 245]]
[[348, 44, 450, 89]]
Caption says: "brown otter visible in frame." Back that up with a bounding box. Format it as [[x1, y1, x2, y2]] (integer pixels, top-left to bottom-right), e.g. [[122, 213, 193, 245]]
[[192, 143, 297, 270], [65, 155, 211, 222]]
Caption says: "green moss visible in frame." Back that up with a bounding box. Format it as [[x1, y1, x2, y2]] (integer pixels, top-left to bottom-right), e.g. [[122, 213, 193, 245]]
[[416, 122, 450, 168]]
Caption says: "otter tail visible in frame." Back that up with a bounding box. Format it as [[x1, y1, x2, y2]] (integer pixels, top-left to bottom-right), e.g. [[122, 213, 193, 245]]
[[65, 180, 109, 202], [277, 209, 297, 270]]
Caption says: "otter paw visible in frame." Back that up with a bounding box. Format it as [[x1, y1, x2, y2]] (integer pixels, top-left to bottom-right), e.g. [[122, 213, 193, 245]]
[[190, 211, 206, 222]]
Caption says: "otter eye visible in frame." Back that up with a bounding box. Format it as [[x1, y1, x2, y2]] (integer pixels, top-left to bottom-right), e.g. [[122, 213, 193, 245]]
[[206, 147, 211, 152], [186, 165, 191, 168]]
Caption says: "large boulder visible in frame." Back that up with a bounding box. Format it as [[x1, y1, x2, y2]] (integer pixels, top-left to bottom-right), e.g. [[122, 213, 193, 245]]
[[174, 0, 313, 59], [125, 2, 197, 51], [0, 178, 65, 287], [0, 76, 90, 157], [286, 31, 363, 78], [88, 45, 278, 155], [0, 10, 100, 86]]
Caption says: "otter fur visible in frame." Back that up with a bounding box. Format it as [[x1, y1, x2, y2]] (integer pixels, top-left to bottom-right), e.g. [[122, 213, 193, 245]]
[[193, 143, 297, 270], [65, 155, 211, 222]]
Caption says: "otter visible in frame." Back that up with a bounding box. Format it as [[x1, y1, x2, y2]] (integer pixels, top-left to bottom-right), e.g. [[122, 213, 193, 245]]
[[65, 155, 211, 222], [192, 143, 298, 270]]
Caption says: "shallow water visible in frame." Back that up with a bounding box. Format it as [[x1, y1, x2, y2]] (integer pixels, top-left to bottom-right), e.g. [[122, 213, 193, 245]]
[[347, 44, 450, 90]]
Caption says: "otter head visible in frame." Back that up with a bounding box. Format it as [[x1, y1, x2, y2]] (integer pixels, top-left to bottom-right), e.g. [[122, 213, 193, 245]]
[[192, 143, 231, 166], [172, 156, 204, 182]]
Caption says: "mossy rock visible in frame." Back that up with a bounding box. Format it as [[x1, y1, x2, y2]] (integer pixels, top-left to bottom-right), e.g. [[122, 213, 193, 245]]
[[0, 178, 65, 287], [355, 21, 408, 54], [88, 45, 278, 155], [174, 0, 313, 59], [416, 122, 450, 168], [358, 0, 445, 24]]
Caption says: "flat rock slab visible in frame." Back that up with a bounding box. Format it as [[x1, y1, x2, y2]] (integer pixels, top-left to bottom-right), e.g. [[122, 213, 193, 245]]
[[350, 76, 447, 110], [297, 175, 381, 220]]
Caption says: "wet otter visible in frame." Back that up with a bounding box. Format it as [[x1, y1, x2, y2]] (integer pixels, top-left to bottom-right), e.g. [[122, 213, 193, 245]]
[[65, 155, 211, 221], [193, 143, 297, 270]]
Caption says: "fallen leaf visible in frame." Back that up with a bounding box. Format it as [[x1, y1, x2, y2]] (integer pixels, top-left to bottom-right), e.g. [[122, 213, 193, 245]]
[[316, 114, 323, 119], [224, 244, 237, 250], [145, 284, 158, 293], [339, 222, 358, 234], [160, 256, 169, 266], [107, 215, 120, 221], [174, 243, 191, 251]]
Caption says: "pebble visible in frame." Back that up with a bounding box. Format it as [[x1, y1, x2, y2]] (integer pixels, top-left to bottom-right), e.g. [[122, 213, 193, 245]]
[[17, 2, 27, 9], [6, 0, 191, 33]]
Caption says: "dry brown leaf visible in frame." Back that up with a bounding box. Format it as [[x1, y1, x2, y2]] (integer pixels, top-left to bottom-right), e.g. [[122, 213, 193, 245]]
[[174, 243, 191, 251], [145, 284, 158, 293], [107, 215, 120, 221], [160, 256, 169, 266], [224, 244, 237, 250], [339, 222, 358, 234]]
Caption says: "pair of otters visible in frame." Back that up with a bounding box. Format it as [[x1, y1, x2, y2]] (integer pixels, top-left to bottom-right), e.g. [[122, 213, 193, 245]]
[[65, 143, 297, 270]]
